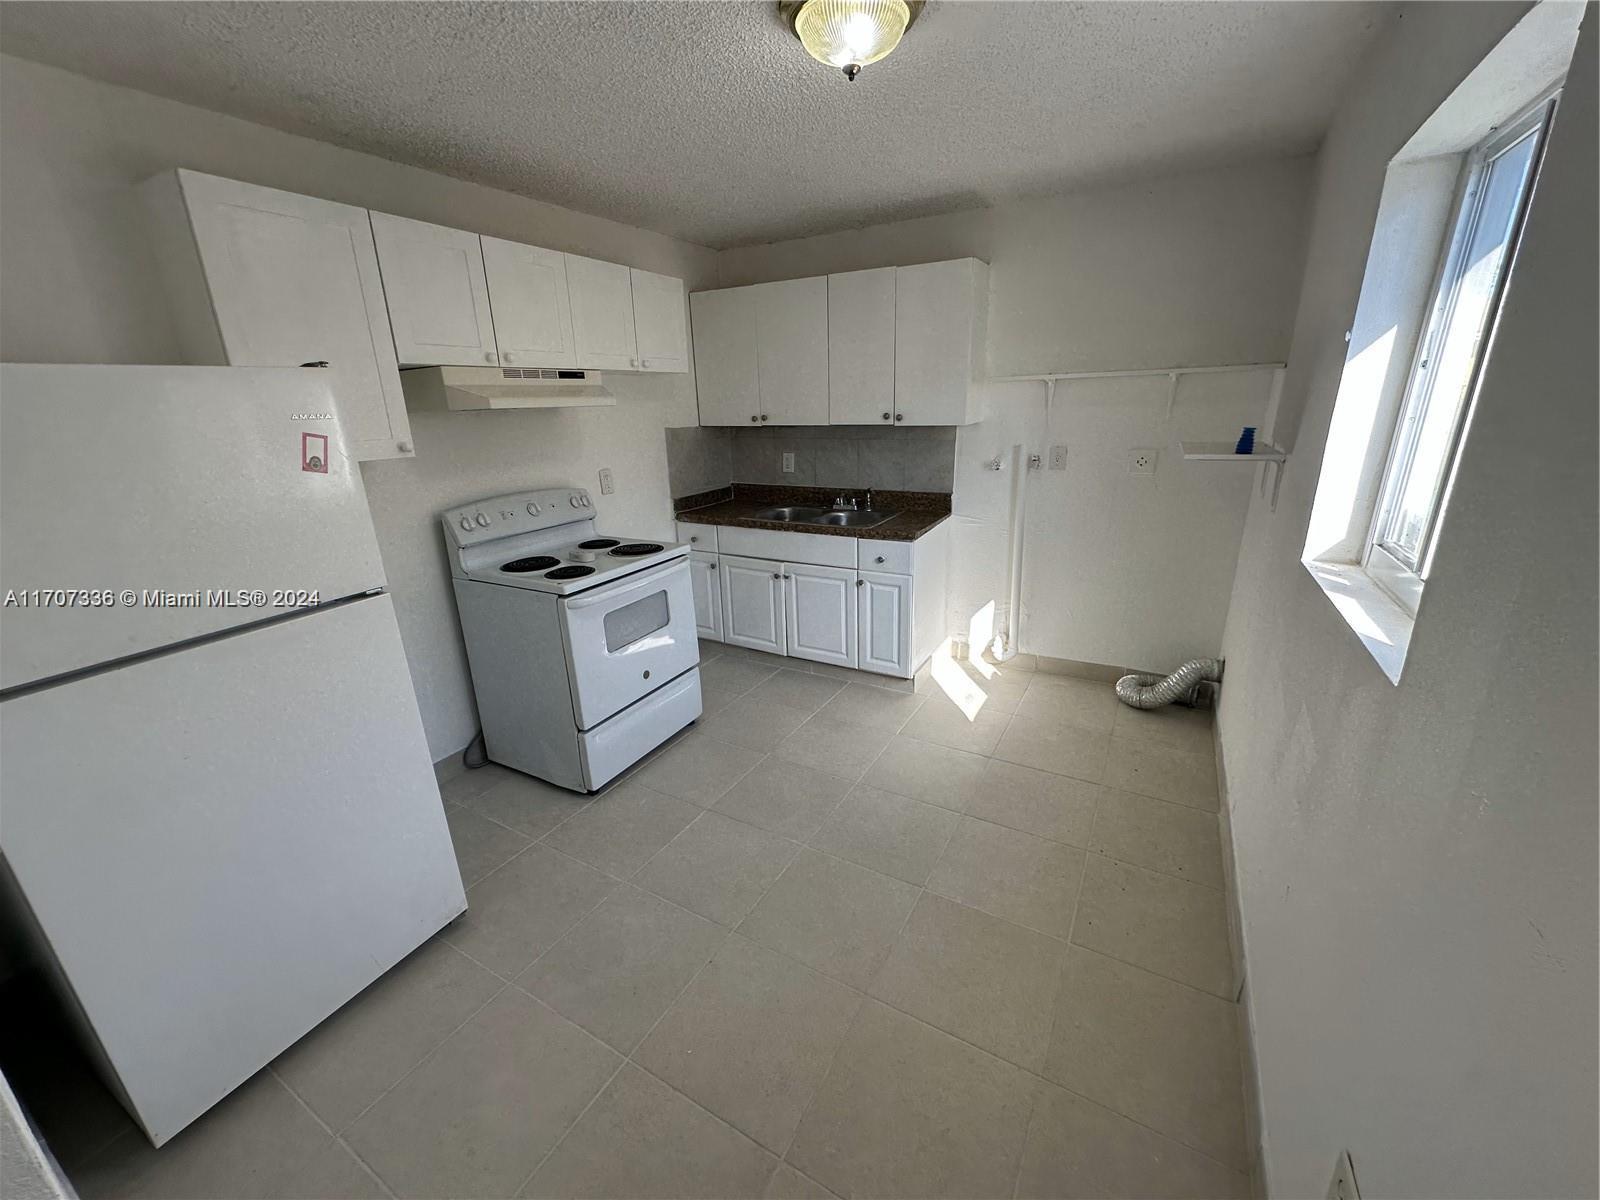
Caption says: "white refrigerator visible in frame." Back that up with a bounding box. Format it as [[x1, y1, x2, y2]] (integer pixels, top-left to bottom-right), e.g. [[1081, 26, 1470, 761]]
[[0, 364, 466, 1147]]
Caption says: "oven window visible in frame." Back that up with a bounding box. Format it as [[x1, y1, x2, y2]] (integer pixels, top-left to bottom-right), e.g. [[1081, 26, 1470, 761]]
[[603, 590, 670, 652]]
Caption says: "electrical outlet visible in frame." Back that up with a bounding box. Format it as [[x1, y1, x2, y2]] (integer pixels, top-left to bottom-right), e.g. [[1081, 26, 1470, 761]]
[[1327, 1151, 1360, 1200], [597, 467, 615, 495], [782, 451, 795, 473], [1049, 444, 1068, 470], [1130, 447, 1159, 475]]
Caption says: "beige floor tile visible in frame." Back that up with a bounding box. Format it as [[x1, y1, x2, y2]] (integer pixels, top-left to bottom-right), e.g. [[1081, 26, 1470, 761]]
[[445, 806, 532, 886], [699, 683, 744, 717], [917, 659, 1031, 718], [633, 733, 765, 807], [747, 669, 846, 714], [862, 734, 989, 812], [347, 989, 619, 1199], [1090, 790, 1224, 889], [764, 1162, 838, 1198], [697, 639, 725, 662], [444, 845, 616, 978], [1043, 948, 1247, 1168], [274, 938, 501, 1132], [635, 935, 862, 1154], [518, 885, 726, 1053], [899, 703, 1011, 756], [540, 782, 701, 878], [772, 714, 896, 781], [1017, 1080, 1248, 1199], [1015, 674, 1122, 732], [699, 695, 815, 752], [786, 999, 1035, 1200], [633, 812, 801, 926], [1071, 856, 1233, 997], [1111, 702, 1216, 755], [737, 848, 919, 988], [459, 770, 594, 839], [1102, 737, 1219, 811], [439, 763, 517, 805], [807, 784, 960, 886], [700, 655, 781, 696], [926, 818, 1086, 939], [994, 713, 1110, 783], [74, 1073, 380, 1200], [713, 759, 851, 840], [960, 758, 1102, 846], [523, 1064, 775, 1199], [815, 682, 928, 732], [869, 893, 1067, 1071]]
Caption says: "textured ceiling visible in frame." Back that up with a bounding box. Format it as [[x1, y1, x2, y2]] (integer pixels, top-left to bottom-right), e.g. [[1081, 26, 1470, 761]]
[[0, 1, 1386, 248]]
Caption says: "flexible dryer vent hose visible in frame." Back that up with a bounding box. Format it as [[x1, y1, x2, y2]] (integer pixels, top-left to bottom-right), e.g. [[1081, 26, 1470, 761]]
[[1115, 658, 1224, 709]]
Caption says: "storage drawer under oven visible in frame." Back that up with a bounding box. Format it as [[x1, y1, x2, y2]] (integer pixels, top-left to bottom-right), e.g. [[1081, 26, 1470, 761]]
[[558, 557, 699, 729]]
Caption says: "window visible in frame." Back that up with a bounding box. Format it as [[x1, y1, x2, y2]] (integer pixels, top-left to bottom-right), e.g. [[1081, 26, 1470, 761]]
[[1363, 94, 1558, 614]]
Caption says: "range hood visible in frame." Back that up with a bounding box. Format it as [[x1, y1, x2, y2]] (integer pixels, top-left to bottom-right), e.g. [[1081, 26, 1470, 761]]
[[400, 366, 615, 412]]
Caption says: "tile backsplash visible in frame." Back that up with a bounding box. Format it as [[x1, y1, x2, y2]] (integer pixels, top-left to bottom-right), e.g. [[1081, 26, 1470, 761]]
[[664, 426, 734, 499], [733, 425, 957, 491]]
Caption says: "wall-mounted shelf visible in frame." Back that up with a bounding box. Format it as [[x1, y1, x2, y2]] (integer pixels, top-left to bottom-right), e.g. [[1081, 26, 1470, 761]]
[[1180, 440, 1288, 462]]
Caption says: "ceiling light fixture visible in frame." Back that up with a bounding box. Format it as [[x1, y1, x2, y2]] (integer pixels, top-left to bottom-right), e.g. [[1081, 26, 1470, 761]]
[[782, 0, 923, 81]]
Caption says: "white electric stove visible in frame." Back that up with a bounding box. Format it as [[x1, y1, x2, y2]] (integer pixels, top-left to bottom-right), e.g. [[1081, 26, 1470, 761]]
[[445, 487, 701, 792]]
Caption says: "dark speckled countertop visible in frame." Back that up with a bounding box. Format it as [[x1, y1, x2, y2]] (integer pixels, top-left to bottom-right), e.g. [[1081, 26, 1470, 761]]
[[674, 484, 951, 543]]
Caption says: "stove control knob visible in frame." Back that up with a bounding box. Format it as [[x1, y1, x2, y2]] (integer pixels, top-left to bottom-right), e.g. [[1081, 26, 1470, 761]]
[[569, 495, 581, 508], [474, 512, 490, 528], [526, 502, 541, 517], [458, 517, 473, 532], [581, 495, 592, 508]]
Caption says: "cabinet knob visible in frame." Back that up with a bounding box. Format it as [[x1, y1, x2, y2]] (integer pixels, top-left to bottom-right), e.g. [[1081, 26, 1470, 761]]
[[760, 414, 769, 422], [630, 358, 639, 368], [875, 555, 885, 563], [301, 360, 330, 368], [502, 353, 515, 364], [751, 415, 760, 422], [397, 440, 413, 453], [710, 562, 718, 570], [772, 572, 781, 579], [689, 535, 698, 543], [856, 578, 864, 587], [882, 412, 891, 421], [484, 351, 497, 364], [894, 413, 904, 421]]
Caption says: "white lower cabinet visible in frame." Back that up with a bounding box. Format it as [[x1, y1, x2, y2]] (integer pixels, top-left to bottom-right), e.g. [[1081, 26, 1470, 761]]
[[720, 555, 785, 655], [688, 550, 723, 642], [857, 569, 912, 676], [785, 562, 858, 669]]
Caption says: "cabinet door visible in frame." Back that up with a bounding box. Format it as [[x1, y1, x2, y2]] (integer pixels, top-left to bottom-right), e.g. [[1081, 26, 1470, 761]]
[[720, 554, 784, 655], [690, 287, 759, 426], [785, 562, 858, 669], [689, 551, 723, 642], [857, 569, 912, 677], [895, 259, 981, 426], [631, 268, 688, 373], [755, 277, 829, 426], [481, 237, 576, 368], [566, 254, 638, 370], [369, 212, 499, 367], [829, 268, 897, 426], [168, 171, 413, 461]]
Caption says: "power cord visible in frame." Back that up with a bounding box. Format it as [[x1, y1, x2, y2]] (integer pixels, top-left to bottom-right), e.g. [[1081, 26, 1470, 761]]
[[463, 729, 490, 770]]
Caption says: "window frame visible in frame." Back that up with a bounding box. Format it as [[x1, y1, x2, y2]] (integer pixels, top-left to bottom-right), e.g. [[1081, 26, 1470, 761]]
[[1362, 91, 1560, 615]]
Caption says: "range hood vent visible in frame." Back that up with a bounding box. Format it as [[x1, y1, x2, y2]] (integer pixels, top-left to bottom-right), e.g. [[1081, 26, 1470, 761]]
[[400, 366, 615, 412]]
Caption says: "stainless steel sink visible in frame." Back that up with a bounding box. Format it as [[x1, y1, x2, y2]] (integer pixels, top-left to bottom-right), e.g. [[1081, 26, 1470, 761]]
[[753, 505, 830, 522], [809, 510, 897, 528]]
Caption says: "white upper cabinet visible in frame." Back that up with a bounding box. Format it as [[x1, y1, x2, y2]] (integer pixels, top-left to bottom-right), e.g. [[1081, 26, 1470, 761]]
[[369, 212, 500, 368], [141, 169, 414, 461], [630, 268, 688, 373], [828, 267, 897, 426], [754, 276, 829, 426], [480, 237, 576, 368], [894, 258, 988, 426], [566, 254, 638, 371], [691, 286, 760, 426]]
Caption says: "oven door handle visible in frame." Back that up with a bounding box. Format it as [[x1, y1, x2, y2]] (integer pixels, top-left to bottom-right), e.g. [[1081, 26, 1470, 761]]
[[562, 556, 689, 610]]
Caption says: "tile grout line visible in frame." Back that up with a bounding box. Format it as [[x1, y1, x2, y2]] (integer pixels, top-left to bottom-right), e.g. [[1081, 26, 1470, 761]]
[[265, 1065, 398, 1200]]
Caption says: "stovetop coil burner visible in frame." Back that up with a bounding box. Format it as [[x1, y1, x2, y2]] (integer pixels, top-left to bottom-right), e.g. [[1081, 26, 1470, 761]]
[[578, 538, 620, 550], [609, 543, 664, 558], [544, 564, 596, 580], [501, 555, 561, 573]]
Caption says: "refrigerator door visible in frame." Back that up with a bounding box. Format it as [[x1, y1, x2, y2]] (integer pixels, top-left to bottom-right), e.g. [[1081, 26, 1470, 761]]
[[0, 364, 388, 691], [0, 594, 465, 1147]]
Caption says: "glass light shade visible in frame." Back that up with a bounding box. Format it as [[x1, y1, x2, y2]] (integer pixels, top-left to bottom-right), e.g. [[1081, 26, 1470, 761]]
[[793, 0, 911, 72]]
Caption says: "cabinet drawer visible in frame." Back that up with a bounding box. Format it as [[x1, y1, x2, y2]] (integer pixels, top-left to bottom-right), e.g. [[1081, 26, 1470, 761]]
[[857, 539, 912, 574], [675, 521, 719, 552], [718, 526, 856, 569]]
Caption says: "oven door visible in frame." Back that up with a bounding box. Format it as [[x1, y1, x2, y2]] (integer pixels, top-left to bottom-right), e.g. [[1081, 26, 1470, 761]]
[[558, 556, 699, 729]]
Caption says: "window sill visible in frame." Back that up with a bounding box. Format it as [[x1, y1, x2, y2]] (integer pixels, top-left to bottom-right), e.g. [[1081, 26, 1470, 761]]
[[1302, 560, 1414, 685]]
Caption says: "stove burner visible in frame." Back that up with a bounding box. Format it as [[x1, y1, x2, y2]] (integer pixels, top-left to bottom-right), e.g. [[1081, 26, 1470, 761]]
[[501, 555, 560, 573], [609, 543, 664, 558], [578, 538, 620, 550], [544, 565, 596, 581]]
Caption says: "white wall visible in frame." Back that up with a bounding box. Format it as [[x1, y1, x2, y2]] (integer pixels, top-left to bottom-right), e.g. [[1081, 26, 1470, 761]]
[[719, 161, 1313, 670], [1218, 4, 1598, 1196], [0, 55, 718, 759]]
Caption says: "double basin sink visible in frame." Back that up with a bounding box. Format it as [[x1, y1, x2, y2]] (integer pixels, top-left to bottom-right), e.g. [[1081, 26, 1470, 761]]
[[753, 505, 898, 530]]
